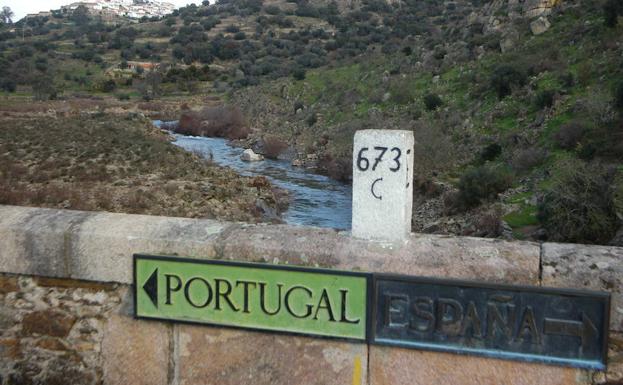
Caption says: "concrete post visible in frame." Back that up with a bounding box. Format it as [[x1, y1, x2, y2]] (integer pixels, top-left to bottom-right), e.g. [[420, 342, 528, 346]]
[[351, 130, 414, 242]]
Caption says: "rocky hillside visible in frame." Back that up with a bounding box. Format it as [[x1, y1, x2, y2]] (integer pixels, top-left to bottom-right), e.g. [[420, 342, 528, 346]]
[[0, 0, 621, 245], [0, 111, 286, 223], [227, 0, 623, 245]]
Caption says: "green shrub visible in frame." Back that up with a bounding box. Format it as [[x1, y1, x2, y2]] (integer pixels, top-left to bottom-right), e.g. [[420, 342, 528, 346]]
[[0, 78, 16, 92], [293, 100, 304, 113], [100, 79, 117, 93], [458, 165, 513, 208], [292, 67, 306, 80], [554, 121, 588, 150], [538, 159, 618, 244], [389, 80, 414, 105], [535, 89, 556, 109], [490, 65, 526, 98], [306, 113, 317, 126], [614, 80, 623, 112], [116, 93, 130, 101], [264, 5, 281, 15], [510, 147, 548, 173], [423, 93, 443, 111], [603, 0, 621, 27], [479, 143, 502, 162]]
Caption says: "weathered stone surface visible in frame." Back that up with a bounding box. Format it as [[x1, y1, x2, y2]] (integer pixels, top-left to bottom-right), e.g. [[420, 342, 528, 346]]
[[241, 148, 264, 161], [33, 276, 117, 291], [0, 275, 18, 294], [530, 16, 551, 35], [217, 225, 540, 284], [31, 353, 96, 385], [0, 305, 16, 330], [102, 312, 170, 385], [176, 325, 367, 385], [0, 205, 90, 278], [523, 0, 560, 18], [369, 345, 589, 385], [22, 310, 77, 338], [336, 233, 540, 284], [542, 242, 623, 331], [36, 337, 69, 351], [217, 224, 342, 267], [593, 333, 623, 384], [0, 338, 22, 360], [69, 211, 228, 283]]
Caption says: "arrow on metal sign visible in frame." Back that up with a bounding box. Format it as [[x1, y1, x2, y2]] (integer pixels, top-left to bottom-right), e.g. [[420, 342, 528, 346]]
[[142, 268, 159, 308], [543, 312, 597, 350]]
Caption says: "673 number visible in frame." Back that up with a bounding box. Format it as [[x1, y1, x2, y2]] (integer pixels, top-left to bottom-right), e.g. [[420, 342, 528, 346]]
[[357, 146, 401, 172]]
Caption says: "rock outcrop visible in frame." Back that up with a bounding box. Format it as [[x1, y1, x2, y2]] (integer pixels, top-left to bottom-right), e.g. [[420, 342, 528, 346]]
[[523, 0, 561, 18], [530, 16, 552, 34], [241, 148, 264, 162]]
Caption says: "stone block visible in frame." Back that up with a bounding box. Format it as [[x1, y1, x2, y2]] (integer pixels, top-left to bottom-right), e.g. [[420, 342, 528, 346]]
[[369, 345, 589, 385], [0, 205, 90, 278], [596, 332, 623, 384], [217, 224, 342, 267], [176, 325, 367, 385], [101, 312, 170, 385], [69, 212, 228, 284], [0, 275, 19, 294], [541, 242, 623, 332], [335, 233, 540, 285], [352, 130, 414, 242], [21, 309, 77, 338], [217, 226, 539, 285], [530, 16, 551, 35]]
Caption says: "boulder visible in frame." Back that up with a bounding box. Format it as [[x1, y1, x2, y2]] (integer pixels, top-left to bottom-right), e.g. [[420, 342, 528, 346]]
[[530, 16, 551, 35], [240, 149, 264, 162], [523, 0, 559, 18]]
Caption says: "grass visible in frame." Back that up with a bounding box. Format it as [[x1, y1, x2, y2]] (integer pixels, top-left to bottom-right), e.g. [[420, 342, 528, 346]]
[[503, 205, 539, 228], [0, 113, 283, 222]]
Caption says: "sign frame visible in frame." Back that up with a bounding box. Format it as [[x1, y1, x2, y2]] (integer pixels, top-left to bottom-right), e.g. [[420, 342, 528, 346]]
[[372, 273, 611, 370], [133, 254, 373, 343]]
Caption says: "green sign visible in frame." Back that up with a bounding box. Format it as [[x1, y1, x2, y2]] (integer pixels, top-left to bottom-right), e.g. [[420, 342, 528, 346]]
[[134, 254, 371, 340]]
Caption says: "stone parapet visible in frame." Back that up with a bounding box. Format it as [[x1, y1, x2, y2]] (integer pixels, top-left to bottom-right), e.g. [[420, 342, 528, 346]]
[[0, 205, 621, 385], [0, 205, 540, 285]]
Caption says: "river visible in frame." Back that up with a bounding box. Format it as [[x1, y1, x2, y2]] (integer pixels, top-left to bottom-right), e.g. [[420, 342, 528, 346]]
[[154, 121, 352, 230]]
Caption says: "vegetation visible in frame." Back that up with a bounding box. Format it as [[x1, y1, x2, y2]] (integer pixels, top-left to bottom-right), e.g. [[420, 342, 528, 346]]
[[538, 159, 618, 244], [0, 0, 621, 244], [457, 165, 513, 208], [0, 114, 283, 221]]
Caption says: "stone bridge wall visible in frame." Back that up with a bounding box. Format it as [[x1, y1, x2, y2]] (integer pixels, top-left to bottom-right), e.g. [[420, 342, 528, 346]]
[[0, 205, 621, 385]]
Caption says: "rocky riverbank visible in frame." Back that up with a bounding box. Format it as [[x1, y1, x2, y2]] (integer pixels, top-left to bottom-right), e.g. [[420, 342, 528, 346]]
[[0, 111, 286, 223]]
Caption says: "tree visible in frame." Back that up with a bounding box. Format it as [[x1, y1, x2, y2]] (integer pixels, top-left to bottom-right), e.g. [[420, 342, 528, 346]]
[[490, 65, 527, 99], [538, 159, 618, 243], [70, 5, 90, 26], [32, 74, 58, 100], [615, 80, 623, 112], [136, 70, 163, 100], [423, 93, 443, 111], [604, 0, 621, 27], [1, 6, 13, 24], [0, 78, 16, 92], [292, 67, 306, 80]]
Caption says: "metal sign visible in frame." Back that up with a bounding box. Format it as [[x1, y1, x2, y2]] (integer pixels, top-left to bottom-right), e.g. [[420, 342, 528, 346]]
[[373, 274, 610, 370], [134, 254, 371, 341]]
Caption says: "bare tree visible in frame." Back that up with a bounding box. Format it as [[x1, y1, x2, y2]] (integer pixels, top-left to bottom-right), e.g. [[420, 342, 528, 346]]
[[1, 6, 14, 24]]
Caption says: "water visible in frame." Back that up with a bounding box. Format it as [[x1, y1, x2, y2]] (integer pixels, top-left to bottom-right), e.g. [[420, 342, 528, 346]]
[[154, 121, 352, 230]]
